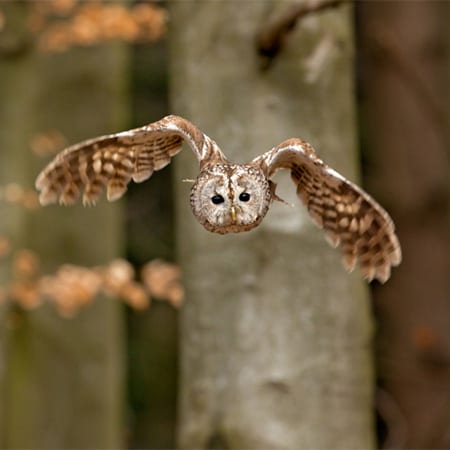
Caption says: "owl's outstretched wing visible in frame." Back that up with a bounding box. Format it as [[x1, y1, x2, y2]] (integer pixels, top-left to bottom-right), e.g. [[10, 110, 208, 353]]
[[36, 115, 227, 206], [253, 138, 401, 283]]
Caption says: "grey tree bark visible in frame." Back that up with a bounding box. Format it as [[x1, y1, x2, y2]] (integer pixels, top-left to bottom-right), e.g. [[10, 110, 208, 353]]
[[0, 3, 126, 448], [170, 2, 374, 449]]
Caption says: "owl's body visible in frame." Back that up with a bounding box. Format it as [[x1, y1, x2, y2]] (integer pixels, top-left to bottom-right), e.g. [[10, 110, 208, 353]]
[[36, 115, 401, 283]]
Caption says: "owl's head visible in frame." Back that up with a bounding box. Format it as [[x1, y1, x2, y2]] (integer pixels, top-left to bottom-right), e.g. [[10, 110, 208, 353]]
[[190, 164, 272, 234]]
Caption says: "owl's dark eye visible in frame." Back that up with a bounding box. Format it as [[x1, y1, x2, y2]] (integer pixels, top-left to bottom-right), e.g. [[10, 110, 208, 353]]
[[211, 194, 225, 205], [239, 192, 251, 202]]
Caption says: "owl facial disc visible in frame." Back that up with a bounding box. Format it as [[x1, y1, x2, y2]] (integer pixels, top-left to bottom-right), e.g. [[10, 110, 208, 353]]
[[190, 164, 272, 234]]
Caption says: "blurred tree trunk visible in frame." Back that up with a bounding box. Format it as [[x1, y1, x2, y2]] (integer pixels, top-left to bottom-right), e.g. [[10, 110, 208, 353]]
[[0, 2, 127, 448], [170, 2, 373, 449], [356, 3, 450, 448]]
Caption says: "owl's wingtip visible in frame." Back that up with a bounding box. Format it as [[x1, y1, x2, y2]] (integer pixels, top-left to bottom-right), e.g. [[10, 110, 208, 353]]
[[37, 185, 58, 206], [35, 169, 48, 191], [391, 240, 402, 267]]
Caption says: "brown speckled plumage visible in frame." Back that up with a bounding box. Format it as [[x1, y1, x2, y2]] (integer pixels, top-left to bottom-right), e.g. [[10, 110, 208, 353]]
[[36, 115, 401, 283]]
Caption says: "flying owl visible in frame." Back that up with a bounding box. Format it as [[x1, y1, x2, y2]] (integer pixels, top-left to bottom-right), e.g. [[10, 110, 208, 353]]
[[35, 115, 401, 283]]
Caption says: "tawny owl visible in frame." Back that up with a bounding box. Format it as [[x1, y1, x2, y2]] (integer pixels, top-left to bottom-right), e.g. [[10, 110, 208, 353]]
[[35, 115, 401, 283]]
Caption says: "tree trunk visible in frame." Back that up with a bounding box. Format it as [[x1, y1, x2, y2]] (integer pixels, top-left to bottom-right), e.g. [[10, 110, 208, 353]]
[[356, 3, 450, 448], [170, 2, 373, 449], [0, 3, 126, 448]]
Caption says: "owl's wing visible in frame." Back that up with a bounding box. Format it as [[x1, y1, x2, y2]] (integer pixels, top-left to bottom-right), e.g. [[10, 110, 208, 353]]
[[36, 115, 227, 206], [253, 138, 401, 283]]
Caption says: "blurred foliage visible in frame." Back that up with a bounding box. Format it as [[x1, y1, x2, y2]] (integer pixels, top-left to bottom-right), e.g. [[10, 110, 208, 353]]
[[0, 239, 183, 317], [29, 0, 167, 52]]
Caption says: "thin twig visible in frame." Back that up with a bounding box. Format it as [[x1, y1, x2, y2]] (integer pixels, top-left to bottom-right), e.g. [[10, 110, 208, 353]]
[[256, 0, 349, 70]]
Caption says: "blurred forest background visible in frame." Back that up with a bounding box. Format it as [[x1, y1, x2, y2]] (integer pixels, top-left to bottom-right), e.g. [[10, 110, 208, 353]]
[[0, 1, 448, 449]]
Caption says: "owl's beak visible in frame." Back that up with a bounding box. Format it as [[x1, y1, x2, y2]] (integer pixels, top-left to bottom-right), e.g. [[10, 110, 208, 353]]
[[230, 205, 237, 223]]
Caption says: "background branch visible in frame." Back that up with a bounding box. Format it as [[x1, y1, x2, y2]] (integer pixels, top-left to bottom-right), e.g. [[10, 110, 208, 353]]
[[257, 0, 349, 70]]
